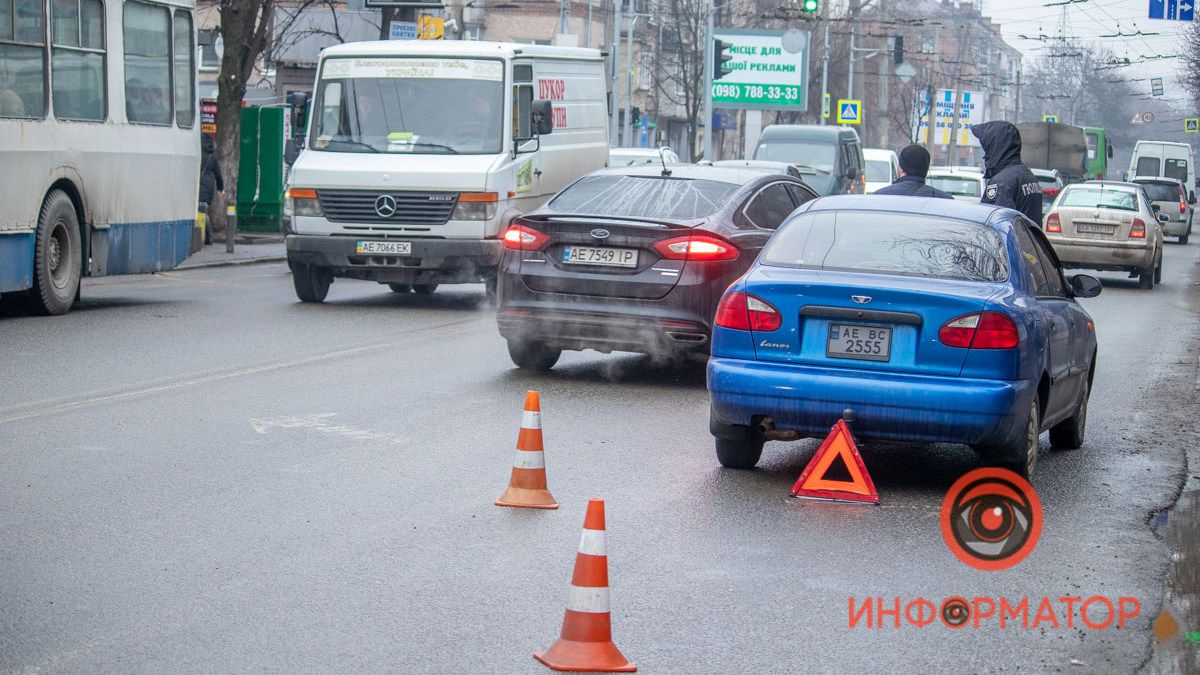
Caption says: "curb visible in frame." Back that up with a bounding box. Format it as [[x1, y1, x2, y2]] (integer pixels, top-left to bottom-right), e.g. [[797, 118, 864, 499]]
[[176, 255, 288, 271]]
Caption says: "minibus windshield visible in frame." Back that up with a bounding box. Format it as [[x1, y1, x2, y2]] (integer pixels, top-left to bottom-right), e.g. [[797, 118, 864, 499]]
[[310, 57, 505, 155]]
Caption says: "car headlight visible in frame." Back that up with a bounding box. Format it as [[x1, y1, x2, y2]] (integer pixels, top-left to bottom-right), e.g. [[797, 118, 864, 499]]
[[452, 192, 498, 221], [287, 188, 323, 217]]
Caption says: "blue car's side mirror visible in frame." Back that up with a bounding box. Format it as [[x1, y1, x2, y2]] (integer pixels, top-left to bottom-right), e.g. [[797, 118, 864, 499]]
[[1069, 274, 1102, 299]]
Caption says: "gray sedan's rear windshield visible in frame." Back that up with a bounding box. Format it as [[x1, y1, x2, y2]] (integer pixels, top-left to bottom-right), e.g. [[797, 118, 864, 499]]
[[761, 211, 1009, 282], [548, 175, 740, 220], [1060, 187, 1139, 212]]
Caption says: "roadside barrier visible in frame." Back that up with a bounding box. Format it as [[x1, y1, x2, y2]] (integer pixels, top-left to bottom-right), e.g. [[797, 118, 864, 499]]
[[496, 390, 560, 509], [534, 499, 636, 672]]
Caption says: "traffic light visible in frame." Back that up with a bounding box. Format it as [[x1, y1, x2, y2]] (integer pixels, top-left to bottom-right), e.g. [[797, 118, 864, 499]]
[[713, 39, 734, 81], [893, 35, 904, 65], [801, 0, 819, 12], [632, 106, 641, 126]]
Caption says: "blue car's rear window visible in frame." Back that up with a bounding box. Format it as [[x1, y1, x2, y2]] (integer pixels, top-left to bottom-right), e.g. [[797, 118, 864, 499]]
[[761, 210, 1009, 282]]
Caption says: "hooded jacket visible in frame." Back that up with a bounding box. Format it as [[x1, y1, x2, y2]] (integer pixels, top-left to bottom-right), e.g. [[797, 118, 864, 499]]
[[972, 121, 1042, 223], [873, 173, 954, 199], [198, 134, 224, 205]]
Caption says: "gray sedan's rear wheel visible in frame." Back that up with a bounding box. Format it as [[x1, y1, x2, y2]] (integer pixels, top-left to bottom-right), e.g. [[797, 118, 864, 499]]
[[506, 339, 560, 371], [1138, 264, 1155, 289], [388, 283, 411, 293]]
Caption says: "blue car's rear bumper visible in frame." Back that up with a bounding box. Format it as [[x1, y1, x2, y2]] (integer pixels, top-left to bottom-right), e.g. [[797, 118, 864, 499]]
[[708, 357, 1035, 446]]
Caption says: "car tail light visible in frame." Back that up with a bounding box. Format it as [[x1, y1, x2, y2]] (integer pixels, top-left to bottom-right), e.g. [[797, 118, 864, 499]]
[[714, 291, 781, 332], [653, 234, 739, 262], [1181, 198, 1188, 214], [939, 311, 1019, 349], [1045, 212, 1061, 233], [502, 223, 549, 250], [1130, 218, 1146, 239], [1096, 172, 1103, 180], [1041, 186, 1060, 200]]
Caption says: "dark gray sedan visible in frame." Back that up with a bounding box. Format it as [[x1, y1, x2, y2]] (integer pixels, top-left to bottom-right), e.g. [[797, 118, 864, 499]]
[[496, 165, 819, 370]]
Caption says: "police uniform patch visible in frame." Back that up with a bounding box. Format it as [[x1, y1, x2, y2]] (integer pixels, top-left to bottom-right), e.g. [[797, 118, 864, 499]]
[[985, 184, 998, 200]]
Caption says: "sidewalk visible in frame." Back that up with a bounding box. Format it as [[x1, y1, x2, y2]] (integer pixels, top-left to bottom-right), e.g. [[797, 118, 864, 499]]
[[177, 238, 287, 270]]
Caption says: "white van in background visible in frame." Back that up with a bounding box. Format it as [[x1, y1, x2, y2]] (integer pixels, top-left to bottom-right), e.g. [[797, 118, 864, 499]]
[[862, 148, 900, 193], [1126, 141, 1197, 201], [284, 41, 609, 302]]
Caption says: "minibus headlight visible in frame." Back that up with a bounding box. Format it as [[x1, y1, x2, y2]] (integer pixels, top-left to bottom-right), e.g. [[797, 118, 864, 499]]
[[452, 192, 498, 221], [287, 188, 323, 217]]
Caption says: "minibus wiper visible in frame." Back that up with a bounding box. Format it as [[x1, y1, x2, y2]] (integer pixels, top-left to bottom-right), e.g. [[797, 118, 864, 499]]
[[330, 139, 380, 153], [405, 142, 461, 154]]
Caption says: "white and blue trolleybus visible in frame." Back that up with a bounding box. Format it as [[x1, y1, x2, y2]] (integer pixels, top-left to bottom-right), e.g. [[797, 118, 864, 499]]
[[0, 0, 199, 314]]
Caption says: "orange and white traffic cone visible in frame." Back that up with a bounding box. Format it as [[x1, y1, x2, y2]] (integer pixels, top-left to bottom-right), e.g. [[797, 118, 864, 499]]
[[534, 499, 636, 672], [496, 390, 559, 510]]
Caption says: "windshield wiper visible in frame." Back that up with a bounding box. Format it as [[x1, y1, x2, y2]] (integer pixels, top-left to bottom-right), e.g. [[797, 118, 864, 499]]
[[402, 142, 461, 154], [792, 164, 830, 175], [328, 139, 380, 153]]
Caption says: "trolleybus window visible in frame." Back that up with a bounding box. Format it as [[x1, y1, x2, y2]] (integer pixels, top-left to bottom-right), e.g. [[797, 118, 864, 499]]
[[51, 0, 105, 120], [123, 1, 170, 125], [172, 9, 192, 127], [0, 0, 47, 118]]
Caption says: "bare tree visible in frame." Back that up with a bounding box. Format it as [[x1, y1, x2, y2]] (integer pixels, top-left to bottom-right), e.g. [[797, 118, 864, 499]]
[[1180, 22, 1200, 113], [656, 0, 707, 160]]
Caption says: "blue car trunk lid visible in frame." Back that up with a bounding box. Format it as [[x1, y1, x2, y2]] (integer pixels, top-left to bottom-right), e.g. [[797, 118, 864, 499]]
[[741, 266, 1006, 376], [517, 216, 692, 300]]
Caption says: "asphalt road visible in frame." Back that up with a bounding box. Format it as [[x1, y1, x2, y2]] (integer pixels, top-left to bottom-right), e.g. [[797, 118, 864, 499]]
[[1, 241, 1198, 673]]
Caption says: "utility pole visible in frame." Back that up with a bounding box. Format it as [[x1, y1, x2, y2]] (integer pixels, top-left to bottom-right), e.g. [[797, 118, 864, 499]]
[[586, 0, 592, 48], [847, 0, 860, 105], [701, 0, 715, 161], [946, 20, 969, 165], [819, 9, 829, 125], [609, 0, 622, 146], [623, 14, 645, 148], [560, 0, 569, 35]]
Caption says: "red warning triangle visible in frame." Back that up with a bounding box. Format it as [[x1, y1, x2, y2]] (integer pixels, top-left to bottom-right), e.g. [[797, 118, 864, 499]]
[[790, 419, 879, 504]]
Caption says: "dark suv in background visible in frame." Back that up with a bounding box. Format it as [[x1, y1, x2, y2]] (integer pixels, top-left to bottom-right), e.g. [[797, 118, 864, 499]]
[[750, 125, 866, 196]]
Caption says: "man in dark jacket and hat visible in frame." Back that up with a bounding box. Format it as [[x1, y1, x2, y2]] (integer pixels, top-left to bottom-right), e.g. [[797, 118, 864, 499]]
[[972, 121, 1042, 223], [198, 134, 224, 245], [873, 144, 953, 199]]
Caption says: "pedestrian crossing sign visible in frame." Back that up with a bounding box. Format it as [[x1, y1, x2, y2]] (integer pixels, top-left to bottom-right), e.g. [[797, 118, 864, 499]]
[[1042, 114, 1058, 123], [1186, 118, 1199, 133], [836, 99, 862, 125]]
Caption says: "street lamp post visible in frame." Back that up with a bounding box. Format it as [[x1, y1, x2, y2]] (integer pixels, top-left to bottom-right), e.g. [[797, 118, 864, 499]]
[[623, 13, 650, 148]]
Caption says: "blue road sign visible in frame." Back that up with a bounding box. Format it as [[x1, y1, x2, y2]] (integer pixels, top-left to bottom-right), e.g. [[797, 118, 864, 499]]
[[389, 20, 417, 40], [1150, 0, 1194, 21]]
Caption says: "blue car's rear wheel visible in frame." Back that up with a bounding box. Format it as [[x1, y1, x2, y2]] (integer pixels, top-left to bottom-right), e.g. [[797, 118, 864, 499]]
[[977, 395, 1040, 479], [1050, 380, 1088, 450]]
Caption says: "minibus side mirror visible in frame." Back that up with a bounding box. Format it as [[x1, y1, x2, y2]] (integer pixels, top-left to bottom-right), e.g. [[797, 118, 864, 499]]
[[532, 100, 554, 136]]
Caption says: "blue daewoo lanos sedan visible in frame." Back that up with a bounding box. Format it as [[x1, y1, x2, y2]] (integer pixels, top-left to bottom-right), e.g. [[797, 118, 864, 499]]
[[707, 196, 1102, 478]]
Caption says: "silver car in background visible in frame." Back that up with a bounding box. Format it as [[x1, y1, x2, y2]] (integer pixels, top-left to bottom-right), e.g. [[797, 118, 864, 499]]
[[1131, 176, 1192, 245], [926, 169, 987, 203], [1043, 181, 1165, 289]]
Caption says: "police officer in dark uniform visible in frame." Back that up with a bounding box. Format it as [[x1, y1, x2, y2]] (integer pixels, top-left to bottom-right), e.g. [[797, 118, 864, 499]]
[[972, 121, 1042, 223], [873, 144, 954, 199]]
